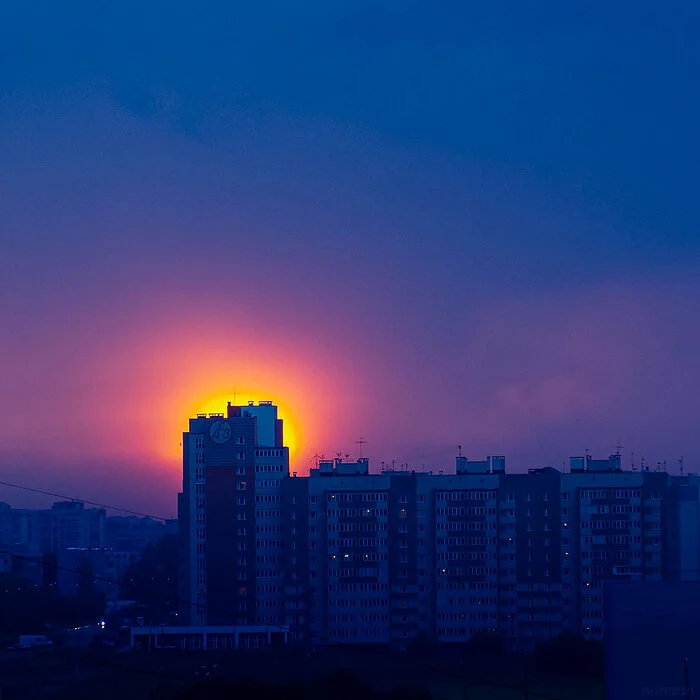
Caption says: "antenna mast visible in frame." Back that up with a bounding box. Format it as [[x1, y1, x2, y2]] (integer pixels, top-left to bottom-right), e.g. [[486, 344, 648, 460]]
[[356, 437, 367, 459]]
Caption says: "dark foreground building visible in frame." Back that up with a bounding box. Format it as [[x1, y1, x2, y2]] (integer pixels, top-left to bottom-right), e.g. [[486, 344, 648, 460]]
[[605, 581, 700, 699], [179, 402, 700, 651]]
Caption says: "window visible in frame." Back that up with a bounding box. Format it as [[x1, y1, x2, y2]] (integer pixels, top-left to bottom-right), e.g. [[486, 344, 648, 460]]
[[237, 451, 246, 460], [236, 436, 246, 445]]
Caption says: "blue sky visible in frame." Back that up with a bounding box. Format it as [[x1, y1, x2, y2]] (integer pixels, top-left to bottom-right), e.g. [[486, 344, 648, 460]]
[[1, 1, 698, 511]]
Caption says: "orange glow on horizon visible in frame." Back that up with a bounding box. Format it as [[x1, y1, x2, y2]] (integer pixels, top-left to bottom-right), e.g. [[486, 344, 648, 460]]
[[110, 323, 350, 475]]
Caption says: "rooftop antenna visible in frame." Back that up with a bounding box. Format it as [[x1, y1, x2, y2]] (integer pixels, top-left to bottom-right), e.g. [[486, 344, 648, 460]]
[[344, 454, 350, 461], [356, 437, 367, 459], [233, 386, 238, 404], [585, 448, 590, 460], [458, 444, 463, 458], [631, 452, 636, 471], [680, 456, 684, 476]]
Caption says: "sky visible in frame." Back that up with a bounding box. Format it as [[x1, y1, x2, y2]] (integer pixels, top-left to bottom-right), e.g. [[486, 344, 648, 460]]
[[1, 1, 699, 516]]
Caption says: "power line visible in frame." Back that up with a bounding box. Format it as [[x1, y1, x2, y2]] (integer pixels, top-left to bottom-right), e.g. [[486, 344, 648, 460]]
[[0, 479, 173, 522]]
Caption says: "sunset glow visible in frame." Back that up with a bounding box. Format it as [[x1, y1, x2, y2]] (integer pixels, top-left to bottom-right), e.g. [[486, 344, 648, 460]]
[[186, 390, 302, 461]]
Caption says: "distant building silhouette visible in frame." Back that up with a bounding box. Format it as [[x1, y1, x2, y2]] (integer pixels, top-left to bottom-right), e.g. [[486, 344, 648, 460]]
[[0, 500, 105, 555], [178, 408, 700, 650]]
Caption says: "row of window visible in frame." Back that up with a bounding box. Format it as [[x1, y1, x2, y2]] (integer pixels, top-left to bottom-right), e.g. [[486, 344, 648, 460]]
[[438, 567, 497, 576], [436, 507, 497, 516], [437, 537, 497, 546], [329, 538, 385, 548], [327, 508, 390, 517], [256, 509, 280, 519], [329, 553, 387, 562], [334, 523, 382, 532], [438, 582, 498, 591], [330, 567, 381, 578], [328, 493, 388, 502], [580, 489, 642, 500], [438, 552, 495, 561], [440, 597, 498, 606], [438, 627, 498, 637], [436, 491, 496, 501], [437, 522, 489, 531], [583, 534, 643, 544], [437, 612, 496, 621], [582, 504, 641, 515], [581, 520, 643, 529], [256, 480, 281, 488], [256, 464, 284, 472]]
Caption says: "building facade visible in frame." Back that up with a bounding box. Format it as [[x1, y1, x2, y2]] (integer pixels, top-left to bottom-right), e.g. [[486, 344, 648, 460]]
[[179, 405, 699, 650], [0, 501, 106, 556], [179, 401, 288, 626]]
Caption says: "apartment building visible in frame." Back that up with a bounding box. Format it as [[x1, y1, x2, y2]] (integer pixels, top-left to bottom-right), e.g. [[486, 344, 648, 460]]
[[179, 404, 699, 649], [179, 401, 288, 626]]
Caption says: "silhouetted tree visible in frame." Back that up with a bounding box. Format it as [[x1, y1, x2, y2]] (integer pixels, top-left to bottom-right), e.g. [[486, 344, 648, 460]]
[[533, 632, 604, 678], [120, 533, 177, 622], [318, 670, 373, 700], [408, 630, 437, 659], [464, 630, 503, 657], [384, 684, 434, 700]]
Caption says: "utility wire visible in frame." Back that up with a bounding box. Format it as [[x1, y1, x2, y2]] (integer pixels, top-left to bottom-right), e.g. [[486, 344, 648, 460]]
[[0, 479, 173, 521]]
